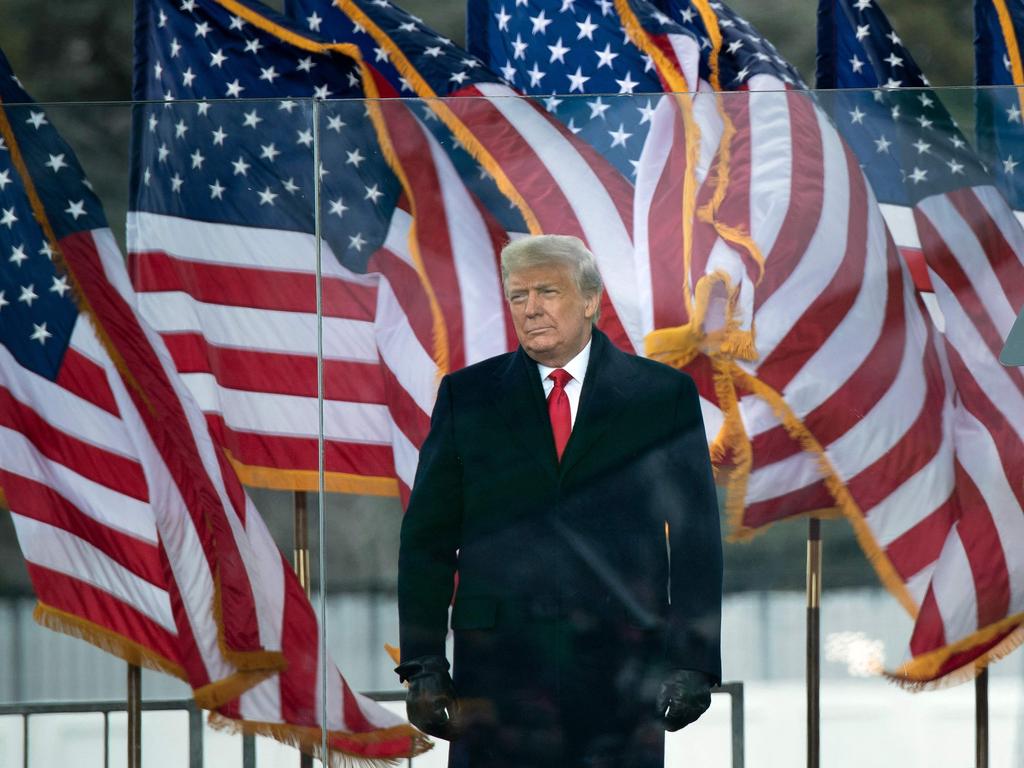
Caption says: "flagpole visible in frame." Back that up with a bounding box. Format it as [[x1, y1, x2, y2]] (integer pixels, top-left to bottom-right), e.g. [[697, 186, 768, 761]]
[[806, 517, 822, 768], [127, 662, 141, 768], [293, 489, 313, 768], [976, 668, 989, 768]]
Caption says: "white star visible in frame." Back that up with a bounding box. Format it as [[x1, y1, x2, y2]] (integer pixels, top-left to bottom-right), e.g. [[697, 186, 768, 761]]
[[170, 173, 183, 193], [313, 84, 333, 99], [918, 93, 934, 108], [181, 1, 197, 11], [39, 242, 54, 260], [912, 139, 931, 155], [577, 14, 598, 40], [182, 67, 196, 87], [30, 322, 51, 345], [225, 79, 244, 98], [608, 124, 632, 148], [883, 77, 901, 89], [297, 56, 315, 73], [890, 105, 901, 120], [1008, 105, 1022, 124], [260, 66, 279, 83], [9, 245, 27, 267], [917, 115, 933, 129], [567, 66, 590, 93], [346, 147, 365, 167], [548, 37, 570, 64], [210, 49, 227, 68], [450, 70, 470, 85], [26, 111, 47, 129], [680, 7, 695, 22], [50, 274, 70, 297], [258, 187, 277, 206], [424, 45, 443, 58], [374, 46, 390, 63], [1004, 155, 1019, 174], [1, 207, 18, 228], [561, 0, 576, 11], [296, 129, 313, 147], [399, 21, 418, 32], [229, 15, 245, 30], [0, 291, 7, 312], [194, 20, 210, 38], [595, 43, 618, 69], [597, 0, 613, 14], [947, 159, 965, 175], [726, 39, 743, 55], [566, 118, 582, 134], [154, 62, 163, 79], [874, 135, 891, 153], [494, 6, 511, 30], [65, 199, 86, 219], [951, 136, 966, 150], [143, 168, 152, 186], [307, 12, 322, 31], [849, 107, 865, 124], [616, 72, 639, 94], [209, 180, 225, 199], [18, 284, 38, 306], [884, 53, 903, 69], [512, 34, 528, 60], [45, 154, 67, 172], [637, 99, 657, 124], [260, 143, 280, 161], [190, 149, 205, 169], [886, 31, 902, 46], [327, 115, 345, 132], [232, 157, 250, 176], [158, 9, 168, 26], [500, 61, 517, 83], [212, 126, 228, 145], [544, 93, 563, 113], [329, 198, 348, 217], [854, 0, 871, 9], [909, 166, 927, 183], [169, 40, 181, 60], [283, 178, 299, 194], [855, 24, 870, 41], [0, 170, 9, 190], [529, 10, 552, 34], [244, 38, 263, 54], [588, 97, 610, 119], [364, 184, 384, 203], [527, 62, 546, 87], [348, 232, 367, 251], [174, 119, 188, 138], [196, 101, 210, 116], [242, 109, 263, 128]]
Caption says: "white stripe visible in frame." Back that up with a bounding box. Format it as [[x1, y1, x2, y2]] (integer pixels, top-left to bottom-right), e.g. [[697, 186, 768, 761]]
[[878, 203, 920, 250], [137, 291, 377, 362], [0, 425, 156, 543], [905, 561, 937, 608], [917, 193, 1019, 333], [389, 413, 420, 491], [930, 530, 979, 643], [972, 186, 1024, 271], [746, 451, 820, 505], [11, 514, 175, 632], [667, 33, 700, 91], [382, 208, 415, 268], [955, 408, 1024, 612], [476, 82, 642, 352], [127, 212, 379, 286], [178, 372, 392, 444], [747, 74, 794, 261], [422, 119, 508, 364], [375, 278, 439, 416]]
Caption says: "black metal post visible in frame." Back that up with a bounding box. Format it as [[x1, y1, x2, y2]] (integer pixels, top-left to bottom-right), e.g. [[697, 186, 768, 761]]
[[806, 518, 821, 768], [976, 668, 989, 768], [127, 664, 142, 768], [294, 490, 313, 768]]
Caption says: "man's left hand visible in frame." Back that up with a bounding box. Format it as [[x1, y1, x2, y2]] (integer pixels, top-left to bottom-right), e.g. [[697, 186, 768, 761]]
[[657, 669, 712, 731]]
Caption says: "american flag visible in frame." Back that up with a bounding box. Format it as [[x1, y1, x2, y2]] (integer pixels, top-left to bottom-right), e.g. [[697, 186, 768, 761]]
[[0, 46, 422, 761], [974, 0, 1024, 212], [818, 0, 1024, 684], [131, 0, 522, 502]]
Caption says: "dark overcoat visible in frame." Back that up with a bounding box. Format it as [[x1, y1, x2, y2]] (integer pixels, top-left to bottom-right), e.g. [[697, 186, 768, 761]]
[[398, 329, 722, 768]]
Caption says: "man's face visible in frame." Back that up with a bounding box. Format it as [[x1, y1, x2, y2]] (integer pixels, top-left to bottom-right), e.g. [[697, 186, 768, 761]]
[[506, 261, 599, 367]]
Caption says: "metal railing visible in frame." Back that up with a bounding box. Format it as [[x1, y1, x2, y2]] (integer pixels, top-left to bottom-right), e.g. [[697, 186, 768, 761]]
[[0, 683, 744, 768]]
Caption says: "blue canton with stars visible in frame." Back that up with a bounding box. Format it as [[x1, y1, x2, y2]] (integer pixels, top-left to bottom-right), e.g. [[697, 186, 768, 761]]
[[974, 0, 1024, 210], [132, 0, 402, 271], [816, 0, 989, 207], [0, 49, 104, 380], [283, 0, 527, 232]]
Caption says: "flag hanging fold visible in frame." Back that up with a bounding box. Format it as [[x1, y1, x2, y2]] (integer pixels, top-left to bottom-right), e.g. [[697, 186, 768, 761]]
[[817, 0, 1024, 686], [0, 45, 426, 763]]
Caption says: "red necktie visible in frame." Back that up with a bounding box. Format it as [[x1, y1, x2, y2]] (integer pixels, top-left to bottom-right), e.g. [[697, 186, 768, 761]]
[[547, 368, 573, 460]]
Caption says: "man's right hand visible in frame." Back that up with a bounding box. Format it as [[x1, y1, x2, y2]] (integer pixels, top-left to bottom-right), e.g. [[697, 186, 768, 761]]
[[395, 655, 460, 740]]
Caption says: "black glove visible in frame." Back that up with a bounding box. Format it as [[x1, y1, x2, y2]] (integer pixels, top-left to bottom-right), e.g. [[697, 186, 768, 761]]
[[395, 655, 459, 740], [656, 669, 712, 732]]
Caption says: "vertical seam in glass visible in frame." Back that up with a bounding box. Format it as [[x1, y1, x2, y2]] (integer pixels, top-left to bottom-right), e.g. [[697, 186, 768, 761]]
[[312, 95, 329, 765]]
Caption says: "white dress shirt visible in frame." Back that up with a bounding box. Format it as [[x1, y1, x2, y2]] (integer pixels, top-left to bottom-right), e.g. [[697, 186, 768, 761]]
[[537, 338, 592, 428]]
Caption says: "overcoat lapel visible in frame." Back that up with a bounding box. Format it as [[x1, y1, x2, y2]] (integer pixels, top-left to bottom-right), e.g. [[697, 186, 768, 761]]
[[492, 346, 559, 481]]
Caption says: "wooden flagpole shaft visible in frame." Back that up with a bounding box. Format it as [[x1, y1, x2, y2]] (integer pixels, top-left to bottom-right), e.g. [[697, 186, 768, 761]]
[[293, 491, 314, 768], [976, 668, 989, 768], [806, 517, 822, 768], [127, 663, 142, 768]]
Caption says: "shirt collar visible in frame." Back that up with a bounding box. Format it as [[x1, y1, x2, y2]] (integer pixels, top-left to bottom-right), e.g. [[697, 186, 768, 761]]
[[536, 337, 592, 384]]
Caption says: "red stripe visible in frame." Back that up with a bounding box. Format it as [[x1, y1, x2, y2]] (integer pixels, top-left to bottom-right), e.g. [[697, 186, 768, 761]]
[[368, 248, 436, 362], [752, 91, 827, 310], [57, 347, 119, 416], [279, 558, 318, 726], [648, 114, 689, 330], [951, 460, 1011, 628], [909, 586, 946, 657], [897, 245, 933, 292], [380, 362, 431, 449], [25, 562, 181, 668], [379, 101, 466, 371], [64, 231, 265, 658], [883, 494, 957, 583], [914, 206, 1019, 371], [742, 479, 835, 530], [205, 414, 396, 478], [946, 186, 1024, 311], [925, 624, 1022, 681], [4, 472, 162, 586], [446, 90, 633, 351], [161, 333, 385, 403], [0, 387, 149, 500], [129, 250, 377, 320]]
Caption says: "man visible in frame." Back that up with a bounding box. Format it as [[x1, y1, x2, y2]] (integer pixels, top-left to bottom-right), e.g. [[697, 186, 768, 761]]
[[396, 235, 722, 768]]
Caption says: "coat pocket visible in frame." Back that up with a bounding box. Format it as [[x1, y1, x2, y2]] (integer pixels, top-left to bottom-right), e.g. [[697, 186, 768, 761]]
[[451, 596, 498, 630]]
